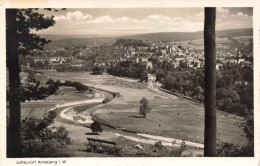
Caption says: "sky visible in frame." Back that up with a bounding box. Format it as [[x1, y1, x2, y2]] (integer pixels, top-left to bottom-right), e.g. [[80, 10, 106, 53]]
[[37, 7, 253, 36]]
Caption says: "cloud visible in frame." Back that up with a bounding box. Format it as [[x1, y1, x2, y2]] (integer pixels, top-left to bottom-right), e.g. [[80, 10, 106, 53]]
[[47, 8, 252, 36], [217, 7, 229, 15], [55, 11, 93, 21], [87, 15, 114, 23], [147, 14, 171, 21], [236, 12, 249, 18]]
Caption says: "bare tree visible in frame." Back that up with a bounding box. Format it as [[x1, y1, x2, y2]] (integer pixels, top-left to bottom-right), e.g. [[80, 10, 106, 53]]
[[204, 7, 217, 156]]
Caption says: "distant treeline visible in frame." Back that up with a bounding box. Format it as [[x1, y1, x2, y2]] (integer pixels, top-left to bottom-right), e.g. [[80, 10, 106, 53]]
[[56, 64, 92, 72], [46, 79, 91, 92], [107, 60, 148, 81], [115, 38, 150, 47]]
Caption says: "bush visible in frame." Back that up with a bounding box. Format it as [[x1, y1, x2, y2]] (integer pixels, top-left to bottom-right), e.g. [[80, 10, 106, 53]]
[[112, 92, 120, 98], [139, 97, 151, 118], [154, 141, 163, 150], [217, 142, 253, 157], [92, 66, 104, 75], [74, 82, 89, 92], [217, 142, 241, 157], [216, 98, 232, 111], [64, 80, 73, 86], [21, 111, 71, 155], [229, 103, 246, 115], [90, 121, 103, 133], [46, 78, 55, 85], [170, 140, 187, 157], [103, 98, 111, 104]]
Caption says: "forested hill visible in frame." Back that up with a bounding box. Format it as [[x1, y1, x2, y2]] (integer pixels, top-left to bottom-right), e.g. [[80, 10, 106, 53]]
[[43, 37, 116, 50], [42, 28, 252, 50], [122, 28, 252, 42]]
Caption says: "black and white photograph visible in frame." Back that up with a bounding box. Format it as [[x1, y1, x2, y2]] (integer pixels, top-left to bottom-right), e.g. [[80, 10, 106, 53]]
[[1, 0, 259, 165]]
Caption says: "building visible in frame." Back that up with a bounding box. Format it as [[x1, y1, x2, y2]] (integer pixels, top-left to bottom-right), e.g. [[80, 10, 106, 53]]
[[146, 61, 153, 69]]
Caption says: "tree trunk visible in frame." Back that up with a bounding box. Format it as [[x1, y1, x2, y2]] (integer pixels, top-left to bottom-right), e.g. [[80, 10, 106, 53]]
[[6, 9, 22, 157], [204, 7, 217, 157]]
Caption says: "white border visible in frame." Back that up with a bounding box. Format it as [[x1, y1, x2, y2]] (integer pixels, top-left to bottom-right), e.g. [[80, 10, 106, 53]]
[[0, 0, 259, 166]]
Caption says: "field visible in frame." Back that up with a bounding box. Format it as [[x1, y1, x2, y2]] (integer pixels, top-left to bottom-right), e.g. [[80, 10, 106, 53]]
[[38, 71, 248, 146], [171, 37, 232, 50], [21, 86, 93, 119], [95, 97, 247, 146]]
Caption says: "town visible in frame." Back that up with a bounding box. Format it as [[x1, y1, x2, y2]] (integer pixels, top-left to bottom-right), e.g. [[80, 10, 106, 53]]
[[22, 37, 253, 72]]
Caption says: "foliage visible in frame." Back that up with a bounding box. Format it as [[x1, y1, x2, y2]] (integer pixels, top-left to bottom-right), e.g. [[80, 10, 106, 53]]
[[103, 98, 111, 104], [139, 97, 151, 118], [115, 38, 149, 47], [217, 142, 253, 157], [6, 8, 63, 157], [217, 109, 253, 156], [217, 142, 242, 157], [229, 103, 246, 115], [90, 121, 103, 133], [170, 140, 187, 157], [12, 9, 56, 56], [56, 64, 91, 72], [26, 70, 38, 82], [8, 78, 91, 103], [74, 82, 89, 92], [112, 92, 120, 98], [92, 65, 104, 75], [21, 111, 71, 155], [47, 79, 90, 92], [18, 80, 60, 102], [241, 110, 254, 144], [107, 60, 147, 81], [154, 141, 163, 150]]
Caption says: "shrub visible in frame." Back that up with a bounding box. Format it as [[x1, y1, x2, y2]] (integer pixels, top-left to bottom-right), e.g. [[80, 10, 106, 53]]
[[74, 82, 89, 92], [112, 92, 120, 98], [229, 103, 246, 115], [21, 111, 71, 155], [170, 140, 187, 157], [46, 78, 55, 85], [139, 97, 151, 118], [103, 98, 111, 104], [92, 66, 104, 75], [217, 142, 243, 157], [154, 141, 163, 150], [90, 121, 103, 133], [64, 80, 73, 86]]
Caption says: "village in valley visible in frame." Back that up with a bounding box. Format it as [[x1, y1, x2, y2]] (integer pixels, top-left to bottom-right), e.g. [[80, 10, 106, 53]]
[[22, 36, 253, 74]]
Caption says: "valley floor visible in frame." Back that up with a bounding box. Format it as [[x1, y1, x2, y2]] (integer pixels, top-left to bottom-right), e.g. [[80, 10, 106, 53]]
[[20, 71, 247, 157]]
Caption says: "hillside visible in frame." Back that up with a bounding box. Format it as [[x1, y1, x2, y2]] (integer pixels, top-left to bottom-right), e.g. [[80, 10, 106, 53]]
[[42, 28, 252, 50], [39, 34, 101, 41], [43, 37, 116, 50], [123, 28, 253, 42]]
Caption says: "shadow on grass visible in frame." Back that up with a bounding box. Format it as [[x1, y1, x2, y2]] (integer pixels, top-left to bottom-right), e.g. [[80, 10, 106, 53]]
[[78, 149, 87, 152], [129, 115, 144, 118], [85, 132, 100, 135]]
